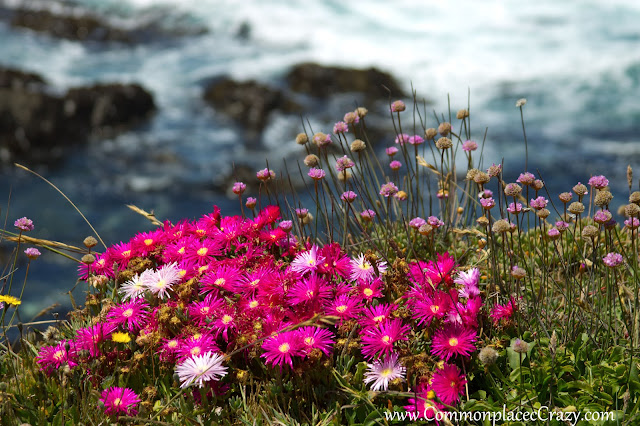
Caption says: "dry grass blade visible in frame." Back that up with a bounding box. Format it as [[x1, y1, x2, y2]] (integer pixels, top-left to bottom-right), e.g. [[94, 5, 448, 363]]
[[14, 163, 107, 249], [126, 205, 163, 226], [4, 235, 84, 254]]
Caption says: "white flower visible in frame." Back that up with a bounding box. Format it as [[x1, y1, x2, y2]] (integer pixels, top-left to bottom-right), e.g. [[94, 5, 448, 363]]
[[141, 262, 181, 299], [119, 273, 146, 300], [350, 253, 387, 282], [363, 353, 406, 391], [175, 351, 228, 388]]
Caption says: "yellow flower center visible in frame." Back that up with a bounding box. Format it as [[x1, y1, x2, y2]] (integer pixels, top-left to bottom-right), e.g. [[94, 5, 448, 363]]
[[430, 305, 440, 313], [168, 340, 178, 348], [144, 238, 154, 246], [113, 398, 122, 407], [450, 380, 457, 388], [278, 343, 290, 353], [426, 390, 436, 399], [250, 279, 260, 287], [363, 288, 373, 297], [53, 350, 65, 361], [121, 250, 131, 258], [198, 265, 209, 273], [305, 290, 314, 298], [382, 335, 391, 344], [190, 346, 201, 356], [304, 337, 315, 346], [201, 307, 210, 315], [222, 314, 233, 325], [197, 247, 208, 256], [122, 308, 134, 318], [215, 278, 226, 286], [178, 247, 185, 254], [373, 315, 385, 323], [381, 368, 393, 377], [336, 305, 347, 313], [249, 301, 259, 309], [155, 279, 166, 289], [196, 229, 206, 236], [448, 337, 459, 347]]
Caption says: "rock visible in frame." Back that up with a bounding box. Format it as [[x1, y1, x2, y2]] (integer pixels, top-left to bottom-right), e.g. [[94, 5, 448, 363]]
[[0, 66, 156, 166], [286, 62, 405, 100], [203, 77, 301, 135]]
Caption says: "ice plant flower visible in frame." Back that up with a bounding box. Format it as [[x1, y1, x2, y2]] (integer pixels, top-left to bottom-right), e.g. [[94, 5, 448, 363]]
[[297, 326, 334, 357], [100, 387, 140, 416], [35, 339, 78, 374], [350, 253, 387, 282], [106, 300, 149, 331], [261, 331, 301, 369], [490, 297, 518, 325], [363, 353, 406, 391], [119, 273, 146, 301], [431, 363, 466, 405], [142, 262, 181, 299], [431, 325, 477, 361], [14, 217, 34, 231], [455, 268, 481, 298], [290, 245, 324, 275], [175, 351, 228, 388], [361, 318, 410, 359]]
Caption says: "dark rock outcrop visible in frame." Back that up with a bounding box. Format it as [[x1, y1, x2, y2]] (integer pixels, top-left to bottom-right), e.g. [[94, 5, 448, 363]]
[[203, 77, 301, 135], [286, 62, 405, 100], [0, 66, 156, 166]]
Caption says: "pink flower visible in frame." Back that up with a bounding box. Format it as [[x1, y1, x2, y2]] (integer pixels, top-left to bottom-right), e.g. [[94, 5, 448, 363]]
[[201, 265, 243, 293], [427, 216, 444, 228], [386, 146, 399, 157], [308, 168, 326, 180], [480, 198, 495, 209], [14, 217, 34, 232], [333, 121, 349, 134], [246, 197, 257, 209], [430, 325, 477, 361], [335, 155, 355, 172], [389, 160, 402, 170], [341, 191, 358, 203], [256, 168, 275, 181], [588, 175, 609, 189], [507, 202, 523, 214], [461, 140, 477, 151], [625, 217, 640, 229], [106, 300, 149, 331], [360, 209, 376, 222], [350, 253, 387, 282], [408, 135, 424, 145], [290, 245, 325, 275], [409, 217, 427, 229], [530, 196, 548, 210], [363, 353, 406, 391], [100, 387, 140, 416], [36, 340, 78, 374], [455, 268, 480, 298], [178, 333, 219, 360], [360, 318, 410, 359], [359, 303, 397, 328], [603, 252, 623, 268], [516, 172, 535, 186], [24, 248, 41, 259], [379, 182, 399, 197], [297, 326, 334, 357], [490, 297, 517, 325], [287, 273, 332, 306], [326, 294, 362, 321], [261, 330, 302, 369], [431, 364, 466, 405], [412, 290, 451, 326], [395, 133, 410, 145], [390, 100, 406, 112], [232, 182, 246, 195]]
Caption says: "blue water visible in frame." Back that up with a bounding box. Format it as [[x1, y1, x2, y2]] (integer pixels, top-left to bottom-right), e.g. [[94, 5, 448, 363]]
[[1, 0, 640, 317]]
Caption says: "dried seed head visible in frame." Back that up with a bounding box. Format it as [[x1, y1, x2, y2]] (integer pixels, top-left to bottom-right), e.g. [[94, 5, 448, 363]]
[[532, 179, 544, 191], [83, 236, 98, 249], [625, 203, 640, 217], [511, 267, 526, 280], [466, 168, 480, 181], [478, 346, 499, 366], [343, 111, 358, 124], [425, 128, 438, 140], [350, 139, 366, 152], [629, 191, 640, 205], [302, 213, 314, 225], [515, 98, 527, 107], [473, 171, 491, 185], [418, 224, 433, 236], [295, 133, 309, 145], [568, 202, 585, 215], [536, 208, 550, 219], [435, 137, 452, 150], [549, 330, 558, 355], [304, 154, 320, 167], [512, 338, 529, 353], [437, 122, 451, 136], [477, 216, 489, 227], [594, 190, 613, 207], [81, 254, 96, 264], [559, 192, 573, 203], [581, 225, 598, 239], [337, 170, 352, 182], [572, 183, 588, 196], [456, 109, 469, 119], [487, 164, 502, 177], [355, 107, 368, 118], [504, 183, 522, 197], [492, 219, 510, 233]]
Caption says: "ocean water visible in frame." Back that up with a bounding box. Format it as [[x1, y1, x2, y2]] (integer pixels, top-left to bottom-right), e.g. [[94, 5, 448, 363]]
[[1, 0, 639, 316]]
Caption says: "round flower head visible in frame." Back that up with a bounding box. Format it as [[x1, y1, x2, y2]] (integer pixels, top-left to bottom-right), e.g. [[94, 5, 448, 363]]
[[308, 168, 326, 180], [333, 121, 349, 134], [335, 155, 355, 172], [100, 387, 140, 416], [504, 182, 522, 197], [507, 202, 523, 214], [517, 172, 535, 186], [245, 197, 257, 209], [379, 182, 399, 197], [386, 146, 399, 157], [431, 325, 477, 361], [232, 182, 246, 195], [313, 132, 332, 147], [409, 217, 427, 229], [409, 135, 424, 145], [261, 330, 301, 370], [24, 247, 41, 260], [389, 160, 402, 171], [175, 351, 228, 388], [256, 168, 275, 182], [480, 197, 495, 210], [462, 140, 477, 151], [530, 196, 548, 210], [390, 100, 406, 112], [588, 175, 609, 189], [603, 252, 623, 268], [363, 352, 406, 391], [360, 209, 376, 222], [14, 217, 34, 232], [360, 318, 410, 359], [296, 326, 334, 357], [341, 191, 357, 203]]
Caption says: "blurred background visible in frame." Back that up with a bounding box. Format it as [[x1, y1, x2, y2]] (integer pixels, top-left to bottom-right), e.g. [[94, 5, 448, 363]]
[[1, 0, 639, 318]]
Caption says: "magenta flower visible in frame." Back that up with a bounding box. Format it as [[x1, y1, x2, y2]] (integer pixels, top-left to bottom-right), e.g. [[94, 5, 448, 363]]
[[480, 197, 495, 209], [555, 221, 569, 232], [287, 273, 331, 306], [625, 217, 640, 229], [412, 290, 451, 326], [379, 182, 399, 197], [326, 294, 362, 321], [14, 217, 34, 232], [386, 146, 399, 157], [603, 252, 623, 268], [479, 189, 493, 198], [431, 364, 466, 405], [408, 135, 424, 145], [490, 297, 518, 325], [201, 265, 243, 293], [529, 196, 548, 210], [74, 322, 115, 357], [106, 300, 149, 331], [395, 133, 410, 145], [261, 330, 302, 369], [36, 339, 78, 374], [462, 140, 478, 151], [297, 326, 335, 357], [278, 220, 293, 232], [431, 324, 477, 361], [178, 333, 219, 360], [359, 303, 397, 328], [246, 197, 257, 209], [232, 182, 246, 195], [360, 209, 376, 222], [308, 168, 326, 180], [507, 202, 523, 214], [100, 387, 140, 416], [516, 172, 535, 186], [547, 228, 560, 239], [389, 160, 402, 170], [455, 268, 481, 298], [409, 217, 427, 229], [588, 175, 609, 189], [188, 294, 226, 325], [360, 318, 410, 359], [24, 247, 41, 260]]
